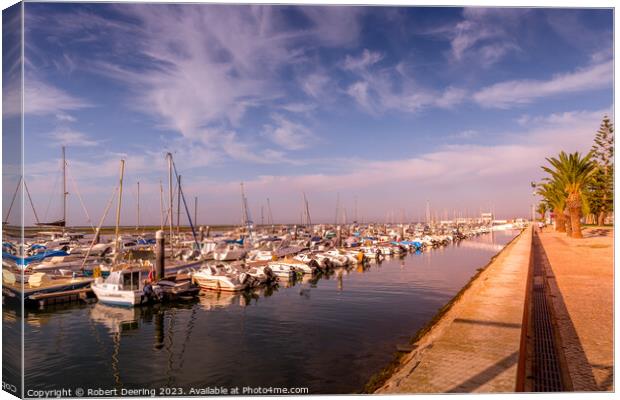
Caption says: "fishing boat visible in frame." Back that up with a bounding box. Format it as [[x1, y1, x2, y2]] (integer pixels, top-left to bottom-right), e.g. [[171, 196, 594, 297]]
[[91, 264, 159, 306]]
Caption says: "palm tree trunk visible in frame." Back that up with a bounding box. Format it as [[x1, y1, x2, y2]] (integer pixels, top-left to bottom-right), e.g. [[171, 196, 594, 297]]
[[554, 208, 565, 232], [597, 211, 606, 226], [567, 192, 583, 238], [564, 209, 572, 237], [570, 207, 582, 238]]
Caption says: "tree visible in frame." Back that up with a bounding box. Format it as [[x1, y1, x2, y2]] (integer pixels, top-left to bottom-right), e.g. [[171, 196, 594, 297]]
[[536, 180, 566, 233], [536, 202, 547, 221], [587, 116, 614, 225], [542, 151, 596, 238]]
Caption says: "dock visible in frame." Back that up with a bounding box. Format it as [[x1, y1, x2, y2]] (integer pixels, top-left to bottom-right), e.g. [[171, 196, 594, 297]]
[[376, 226, 532, 393]]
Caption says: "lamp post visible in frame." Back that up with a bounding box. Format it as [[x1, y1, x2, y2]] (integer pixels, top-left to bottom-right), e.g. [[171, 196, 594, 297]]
[[530, 181, 537, 224]]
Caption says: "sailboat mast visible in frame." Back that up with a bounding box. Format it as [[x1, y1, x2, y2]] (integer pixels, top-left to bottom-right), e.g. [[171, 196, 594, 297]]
[[194, 196, 198, 227], [177, 175, 182, 235], [266, 197, 273, 225], [136, 181, 140, 230], [335, 192, 340, 226], [167, 153, 174, 255], [114, 159, 125, 258], [62, 146, 67, 228], [159, 180, 164, 231]]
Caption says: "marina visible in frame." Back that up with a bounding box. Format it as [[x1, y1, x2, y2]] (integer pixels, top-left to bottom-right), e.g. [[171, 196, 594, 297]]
[[3, 228, 519, 393]]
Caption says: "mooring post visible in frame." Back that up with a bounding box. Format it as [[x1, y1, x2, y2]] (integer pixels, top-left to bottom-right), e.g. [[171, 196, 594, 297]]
[[336, 225, 342, 248], [94, 227, 100, 244], [155, 230, 165, 281]]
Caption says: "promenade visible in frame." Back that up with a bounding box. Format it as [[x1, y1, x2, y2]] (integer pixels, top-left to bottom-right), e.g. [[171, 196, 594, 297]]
[[377, 227, 533, 393], [376, 225, 614, 394], [536, 226, 613, 391]]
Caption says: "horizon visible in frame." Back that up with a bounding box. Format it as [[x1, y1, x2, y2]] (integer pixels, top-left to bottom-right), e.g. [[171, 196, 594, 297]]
[[2, 4, 613, 226]]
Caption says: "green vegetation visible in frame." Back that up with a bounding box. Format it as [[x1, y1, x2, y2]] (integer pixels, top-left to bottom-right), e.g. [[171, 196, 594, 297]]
[[586, 116, 614, 226], [536, 116, 614, 238]]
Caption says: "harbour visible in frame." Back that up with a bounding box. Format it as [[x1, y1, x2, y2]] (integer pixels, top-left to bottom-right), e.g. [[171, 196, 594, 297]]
[[4, 228, 519, 394]]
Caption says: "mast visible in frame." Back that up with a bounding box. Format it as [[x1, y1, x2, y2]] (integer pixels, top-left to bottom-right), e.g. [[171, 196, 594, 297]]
[[303, 192, 311, 227], [194, 196, 198, 227], [167, 153, 174, 255], [177, 175, 182, 235], [136, 181, 140, 230], [159, 180, 164, 231], [266, 197, 273, 225], [335, 192, 340, 226], [113, 159, 125, 260], [240, 183, 247, 227], [62, 146, 67, 229]]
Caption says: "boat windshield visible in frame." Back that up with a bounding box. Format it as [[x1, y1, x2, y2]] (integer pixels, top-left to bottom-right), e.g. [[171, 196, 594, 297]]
[[122, 271, 142, 291]]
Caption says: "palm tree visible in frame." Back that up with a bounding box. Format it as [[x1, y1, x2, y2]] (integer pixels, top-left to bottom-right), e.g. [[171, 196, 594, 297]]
[[536, 202, 548, 221], [542, 151, 596, 238], [536, 181, 567, 233]]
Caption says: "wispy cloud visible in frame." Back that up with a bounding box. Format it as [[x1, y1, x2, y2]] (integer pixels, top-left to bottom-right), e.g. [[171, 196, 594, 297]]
[[262, 114, 316, 150], [343, 49, 467, 114], [473, 60, 613, 108], [48, 129, 100, 147], [3, 77, 91, 117], [448, 8, 526, 66]]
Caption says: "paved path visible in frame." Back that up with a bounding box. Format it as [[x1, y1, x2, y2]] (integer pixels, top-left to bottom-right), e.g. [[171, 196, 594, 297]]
[[377, 227, 532, 393], [536, 227, 613, 391]]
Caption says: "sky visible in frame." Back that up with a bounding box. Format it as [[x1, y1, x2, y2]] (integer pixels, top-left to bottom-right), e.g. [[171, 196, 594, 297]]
[[3, 4, 614, 226]]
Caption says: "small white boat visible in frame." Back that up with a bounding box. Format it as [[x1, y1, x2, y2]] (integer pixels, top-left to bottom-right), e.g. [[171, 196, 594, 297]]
[[91, 265, 159, 307], [360, 246, 384, 260], [267, 260, 304, 279], [213, 243, 248, 261], [244, 265, 276, 286], [192, 265, 249, 292], [246, 250, 276, 262]]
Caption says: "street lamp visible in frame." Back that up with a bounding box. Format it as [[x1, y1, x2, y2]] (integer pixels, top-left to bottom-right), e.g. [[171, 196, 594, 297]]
[[530, 181, 537, 223]]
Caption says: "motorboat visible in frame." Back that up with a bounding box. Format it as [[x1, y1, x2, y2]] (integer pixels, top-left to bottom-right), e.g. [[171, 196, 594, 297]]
[[191, 264, 249, 292], [267, 260, 304, 279], [244, 265, 276, 286], [213, 243, 248, 261]]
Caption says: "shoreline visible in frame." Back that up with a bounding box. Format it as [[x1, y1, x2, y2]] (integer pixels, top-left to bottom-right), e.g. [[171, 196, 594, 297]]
[[364, 228, 527, 393]]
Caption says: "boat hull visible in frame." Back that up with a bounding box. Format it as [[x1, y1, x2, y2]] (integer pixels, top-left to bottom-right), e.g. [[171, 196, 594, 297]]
[[91, 284, 142, 307]]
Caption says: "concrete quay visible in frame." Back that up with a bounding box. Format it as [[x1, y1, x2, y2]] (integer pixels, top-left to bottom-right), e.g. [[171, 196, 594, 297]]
[[377, 226, 533, 393]]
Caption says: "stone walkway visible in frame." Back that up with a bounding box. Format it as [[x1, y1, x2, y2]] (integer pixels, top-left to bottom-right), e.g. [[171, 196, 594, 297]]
[[536, 226, 614, 391], [377, 227, 532, 393]]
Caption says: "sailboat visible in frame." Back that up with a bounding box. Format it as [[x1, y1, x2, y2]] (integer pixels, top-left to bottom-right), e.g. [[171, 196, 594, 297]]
[[37, 146, 69, 227]]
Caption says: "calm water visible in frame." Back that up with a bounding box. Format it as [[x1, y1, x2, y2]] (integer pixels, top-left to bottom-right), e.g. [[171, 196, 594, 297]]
[[4, 230, 518, 395]]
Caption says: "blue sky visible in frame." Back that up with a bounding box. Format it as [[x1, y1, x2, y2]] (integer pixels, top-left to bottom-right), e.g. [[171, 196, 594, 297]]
[[7, 4, 614, 225]]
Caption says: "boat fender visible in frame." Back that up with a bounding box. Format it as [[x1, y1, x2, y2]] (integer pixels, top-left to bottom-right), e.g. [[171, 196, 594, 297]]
[[239, 273, 248, 284]]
